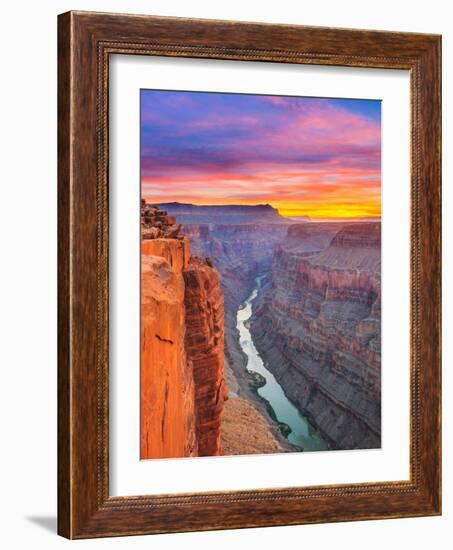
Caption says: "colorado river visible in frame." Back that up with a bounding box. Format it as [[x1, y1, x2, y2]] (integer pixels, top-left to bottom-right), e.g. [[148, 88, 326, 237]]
[[237, 276, 329, 452]]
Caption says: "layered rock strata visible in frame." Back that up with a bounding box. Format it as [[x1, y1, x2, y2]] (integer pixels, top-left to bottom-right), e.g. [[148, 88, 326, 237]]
[[250, 223, 381, 450], [141, 199, 183, 240], [184, 257, 227, 456]]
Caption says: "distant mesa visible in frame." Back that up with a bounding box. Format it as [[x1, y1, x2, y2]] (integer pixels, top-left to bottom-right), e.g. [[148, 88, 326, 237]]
[[153, 202, 292, 225]]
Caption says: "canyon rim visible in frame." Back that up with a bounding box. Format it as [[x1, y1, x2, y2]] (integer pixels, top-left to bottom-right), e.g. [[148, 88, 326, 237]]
[[140, 89, 382, 459]]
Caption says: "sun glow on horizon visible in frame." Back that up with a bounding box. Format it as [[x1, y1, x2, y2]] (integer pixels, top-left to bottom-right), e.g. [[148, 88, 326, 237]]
[[143, 195, 381, 221], [277, 203, 381, 219]]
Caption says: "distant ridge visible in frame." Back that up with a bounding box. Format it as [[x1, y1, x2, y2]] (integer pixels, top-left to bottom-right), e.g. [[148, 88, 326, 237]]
[[154, 202, 292, 225]]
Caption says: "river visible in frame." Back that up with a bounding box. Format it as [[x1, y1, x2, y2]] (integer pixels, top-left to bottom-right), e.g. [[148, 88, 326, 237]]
[[236, 276, 329, 452]]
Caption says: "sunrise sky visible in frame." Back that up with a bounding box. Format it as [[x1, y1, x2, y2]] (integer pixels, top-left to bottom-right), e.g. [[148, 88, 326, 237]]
[[141, 90, 381, 220]]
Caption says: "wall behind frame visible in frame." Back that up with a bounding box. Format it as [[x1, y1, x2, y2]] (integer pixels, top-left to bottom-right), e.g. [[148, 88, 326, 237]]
[[0, 0, 449, 548]]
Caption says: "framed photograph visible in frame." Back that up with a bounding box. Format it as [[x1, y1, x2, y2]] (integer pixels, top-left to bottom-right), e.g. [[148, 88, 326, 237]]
[[58, 11, 441, 539]]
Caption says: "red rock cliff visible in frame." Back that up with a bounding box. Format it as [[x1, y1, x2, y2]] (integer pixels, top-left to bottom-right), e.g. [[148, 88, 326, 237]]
[[184, 257, 227, 456], [141, 238, 197, 459], [140, 225, 227, 458]]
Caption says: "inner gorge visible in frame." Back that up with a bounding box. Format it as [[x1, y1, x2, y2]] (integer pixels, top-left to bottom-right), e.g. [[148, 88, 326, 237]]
[[140, 201, 381, 458]]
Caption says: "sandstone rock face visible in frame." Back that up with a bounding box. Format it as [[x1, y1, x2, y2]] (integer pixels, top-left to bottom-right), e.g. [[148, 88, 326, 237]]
[[250, 223, 381, 450], [184, 257, 227, 456], [141, 200, 184, 240], [141, 238, 197, 459], [141, 234, 227, 458]]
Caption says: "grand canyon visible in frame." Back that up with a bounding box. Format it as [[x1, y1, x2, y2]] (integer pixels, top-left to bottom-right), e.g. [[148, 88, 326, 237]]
[[140, 201, 381, 457], [140, 89, 382, 458]]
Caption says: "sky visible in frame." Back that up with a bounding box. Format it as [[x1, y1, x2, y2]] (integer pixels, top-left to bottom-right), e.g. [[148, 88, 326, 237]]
[[141, 90, 381, 219]]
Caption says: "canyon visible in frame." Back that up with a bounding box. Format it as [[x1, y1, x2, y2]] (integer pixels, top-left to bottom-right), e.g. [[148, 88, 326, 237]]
[[250, 222, 381, 449], [140, 203, 282, 458], [179, 218, 295, 452], [141, 201, 382, 457]]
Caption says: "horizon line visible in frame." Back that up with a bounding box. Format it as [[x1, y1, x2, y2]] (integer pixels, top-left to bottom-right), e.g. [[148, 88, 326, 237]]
[[143, 198, 381, 222]]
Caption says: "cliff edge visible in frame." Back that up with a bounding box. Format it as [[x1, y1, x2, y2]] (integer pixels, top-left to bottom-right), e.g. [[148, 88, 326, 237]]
[[140, 203, 227, 459]]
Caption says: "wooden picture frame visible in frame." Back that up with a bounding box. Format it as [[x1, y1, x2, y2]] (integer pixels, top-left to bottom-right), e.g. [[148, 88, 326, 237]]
[[58, 10, 441, 539]]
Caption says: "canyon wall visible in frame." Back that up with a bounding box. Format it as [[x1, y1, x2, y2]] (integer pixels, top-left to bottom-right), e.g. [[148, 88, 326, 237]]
[[250, 223, 381, 450], [140, 207, 227, 458], [183, 223, 288, 379], [141, 238, 197, 459], [184, 257, 227, 456]]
